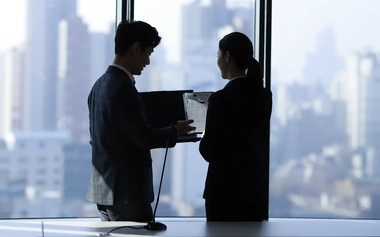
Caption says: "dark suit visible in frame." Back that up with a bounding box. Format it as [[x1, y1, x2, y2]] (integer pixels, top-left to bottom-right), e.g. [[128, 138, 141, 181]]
[[199, 77, 272, 221], [86, 66, 178, 221]]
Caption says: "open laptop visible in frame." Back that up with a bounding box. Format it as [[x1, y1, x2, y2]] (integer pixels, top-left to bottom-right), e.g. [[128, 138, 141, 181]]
[[139, 90, 201, 143]]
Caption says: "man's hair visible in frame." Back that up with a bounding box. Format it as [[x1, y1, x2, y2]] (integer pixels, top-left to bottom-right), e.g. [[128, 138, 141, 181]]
[[114, 20, 162, 56]]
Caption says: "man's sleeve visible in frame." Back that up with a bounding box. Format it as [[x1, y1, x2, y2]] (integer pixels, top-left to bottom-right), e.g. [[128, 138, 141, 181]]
[[114, 84, 178, 150]]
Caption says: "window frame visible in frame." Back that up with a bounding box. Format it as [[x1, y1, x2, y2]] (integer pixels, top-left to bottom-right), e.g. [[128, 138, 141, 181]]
[[123, 0, 273, 220]]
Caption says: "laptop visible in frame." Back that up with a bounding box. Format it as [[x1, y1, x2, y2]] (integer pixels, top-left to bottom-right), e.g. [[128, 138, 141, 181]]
[[139, 90, 201, 143]]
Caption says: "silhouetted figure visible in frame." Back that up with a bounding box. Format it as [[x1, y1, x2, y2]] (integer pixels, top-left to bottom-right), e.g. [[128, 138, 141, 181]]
[[86, 20, 195, 222], [199, 32, 272, 221]]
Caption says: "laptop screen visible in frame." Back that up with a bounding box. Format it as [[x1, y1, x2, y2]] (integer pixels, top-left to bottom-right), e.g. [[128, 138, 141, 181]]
[[139, 90, 193, 130]]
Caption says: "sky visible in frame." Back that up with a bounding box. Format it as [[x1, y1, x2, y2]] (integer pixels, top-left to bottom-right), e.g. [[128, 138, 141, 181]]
[[1, 0, 380, 84], [134, 0, 193, 63], [0, 0, 26, 51], [272, 0, 380, 84], [0, 0, 115, 51]]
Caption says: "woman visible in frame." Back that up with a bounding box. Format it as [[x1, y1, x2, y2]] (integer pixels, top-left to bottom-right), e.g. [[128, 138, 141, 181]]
[[199, 32, 272, 221]]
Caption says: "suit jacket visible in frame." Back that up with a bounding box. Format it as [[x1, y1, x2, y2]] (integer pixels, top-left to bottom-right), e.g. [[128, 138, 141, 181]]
[[86, 66, 178, 206], [199, 77, 272, 202]]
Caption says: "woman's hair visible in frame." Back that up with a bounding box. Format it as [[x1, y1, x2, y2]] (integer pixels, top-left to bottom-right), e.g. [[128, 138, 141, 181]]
[[219, 32, 263, 88]]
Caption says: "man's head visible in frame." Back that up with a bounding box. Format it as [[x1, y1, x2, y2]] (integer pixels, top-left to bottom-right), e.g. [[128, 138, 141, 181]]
[[114, 20, 161, 75]]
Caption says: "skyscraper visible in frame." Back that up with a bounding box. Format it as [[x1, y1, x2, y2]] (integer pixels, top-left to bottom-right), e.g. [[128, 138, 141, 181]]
[[343, 53, 380, 150], [24, 0, 78, 131], [25, 0, 93, 142], [56, 15, 90, 142], [0, 48, 25, 138], [176, 0, 255, 213]]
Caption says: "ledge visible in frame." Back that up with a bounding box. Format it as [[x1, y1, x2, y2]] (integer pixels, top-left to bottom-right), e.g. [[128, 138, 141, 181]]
[[0, 217, 378, 236]]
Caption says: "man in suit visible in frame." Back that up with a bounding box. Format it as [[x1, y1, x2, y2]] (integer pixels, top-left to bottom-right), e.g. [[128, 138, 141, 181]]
[[86, 20, 196, 222]]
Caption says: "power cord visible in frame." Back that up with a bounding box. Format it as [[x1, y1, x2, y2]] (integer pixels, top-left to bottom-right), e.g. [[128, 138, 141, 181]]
[[144, 128, 172, 230], [97, 225, 145, 236], [98, 129, 173, 236]]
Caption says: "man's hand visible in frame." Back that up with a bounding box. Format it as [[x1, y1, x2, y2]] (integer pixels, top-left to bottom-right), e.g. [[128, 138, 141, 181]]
[[175, 120, 196, 135]]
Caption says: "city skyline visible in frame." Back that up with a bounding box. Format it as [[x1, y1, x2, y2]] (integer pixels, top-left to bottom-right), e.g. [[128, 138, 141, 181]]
[[0, 0, 115, 51], [1, 0, 380, 219], [2, 0, 380, 85]]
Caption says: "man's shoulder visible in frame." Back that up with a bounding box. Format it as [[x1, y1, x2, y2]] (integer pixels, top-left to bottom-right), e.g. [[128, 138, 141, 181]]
[[95, 70, 131, 87]]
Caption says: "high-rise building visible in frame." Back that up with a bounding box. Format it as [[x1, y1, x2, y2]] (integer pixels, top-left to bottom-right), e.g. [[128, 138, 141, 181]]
[[173, 0, 255, 214], [56, 16, 90, 142], [24, 0, 78, 131], [0, 47, 25, 139], [89, 27, 115, 86], [332, 52, 380, 177], [25, 0, 93, 142], [302, 28, 344, 87], [0, 130, 71, 217], [342, 53, 380, 150]]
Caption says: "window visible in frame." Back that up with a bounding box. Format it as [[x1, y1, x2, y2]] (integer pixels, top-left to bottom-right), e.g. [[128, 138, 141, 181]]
[[1, 0, 379, 221], [37, 168, 47, 175], [0, 0, 269, 219], [270, 0, 380, 218], [134, 0, 259, 217], [18, 156, 28, 163], [37, 156, 47, 164], [0, 0, 116, 218], [0, 157, 9, 164]]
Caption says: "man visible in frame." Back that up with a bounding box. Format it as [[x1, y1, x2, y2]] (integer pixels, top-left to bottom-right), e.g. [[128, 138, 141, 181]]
[[86, 20, 196, 222]]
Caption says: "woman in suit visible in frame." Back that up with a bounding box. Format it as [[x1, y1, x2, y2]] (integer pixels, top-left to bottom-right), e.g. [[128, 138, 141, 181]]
[[199, 32, 272, 221]]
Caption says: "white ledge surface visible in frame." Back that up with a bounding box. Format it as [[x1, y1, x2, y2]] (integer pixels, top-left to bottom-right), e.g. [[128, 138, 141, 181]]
[[0, 217, 379, 236]]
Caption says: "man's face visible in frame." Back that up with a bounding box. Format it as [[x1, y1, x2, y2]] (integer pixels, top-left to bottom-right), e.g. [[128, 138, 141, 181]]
[[132, 43, 153, 75]]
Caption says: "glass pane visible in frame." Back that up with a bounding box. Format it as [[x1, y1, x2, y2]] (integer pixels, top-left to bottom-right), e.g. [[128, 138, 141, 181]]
[[0, 0, 116, 218], [270, 0, 380, 218], [134, 0, 257, 216]]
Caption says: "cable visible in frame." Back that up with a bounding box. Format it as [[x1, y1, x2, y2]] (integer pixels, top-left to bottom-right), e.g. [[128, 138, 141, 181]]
[[144, 129, 172, 230], [99, 225, 145, 236], [98, 129, 173, 236], [154, 130, 171, 220]]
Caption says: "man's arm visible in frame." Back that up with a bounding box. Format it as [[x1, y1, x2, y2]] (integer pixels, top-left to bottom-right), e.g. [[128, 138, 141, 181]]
[[115, 84, 179, 150]]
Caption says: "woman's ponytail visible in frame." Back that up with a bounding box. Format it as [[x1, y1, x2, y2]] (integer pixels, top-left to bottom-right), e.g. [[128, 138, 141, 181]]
[[246, 57, 264, 89]]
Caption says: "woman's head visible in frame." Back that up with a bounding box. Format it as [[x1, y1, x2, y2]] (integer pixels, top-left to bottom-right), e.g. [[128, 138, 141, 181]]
[[217, 32, 262, 87]]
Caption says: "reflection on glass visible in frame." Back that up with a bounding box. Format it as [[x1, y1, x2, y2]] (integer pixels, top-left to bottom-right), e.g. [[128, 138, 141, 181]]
[[0, 0, 115, 218], [270, 0, 380, 218]]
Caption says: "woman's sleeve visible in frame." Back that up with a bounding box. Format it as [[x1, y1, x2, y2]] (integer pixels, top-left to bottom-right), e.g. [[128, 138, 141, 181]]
[[199, 93, 226, 162]]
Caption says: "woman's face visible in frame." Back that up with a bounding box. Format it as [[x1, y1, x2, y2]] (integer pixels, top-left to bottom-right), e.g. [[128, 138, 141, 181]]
[[217, 49, 229, 79]]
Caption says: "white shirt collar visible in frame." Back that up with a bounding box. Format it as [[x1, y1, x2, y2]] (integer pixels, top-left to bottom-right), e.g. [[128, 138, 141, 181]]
[[229, 76, 245, 82], [110, 63, 135, 85]]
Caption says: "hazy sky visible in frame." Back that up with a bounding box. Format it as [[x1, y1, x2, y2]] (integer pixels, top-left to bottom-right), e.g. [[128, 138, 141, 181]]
[[0, 0, 115, 51], [134, 0, 193, 63], [272, 0, 380, 84], [1, 0, 380, 84]]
